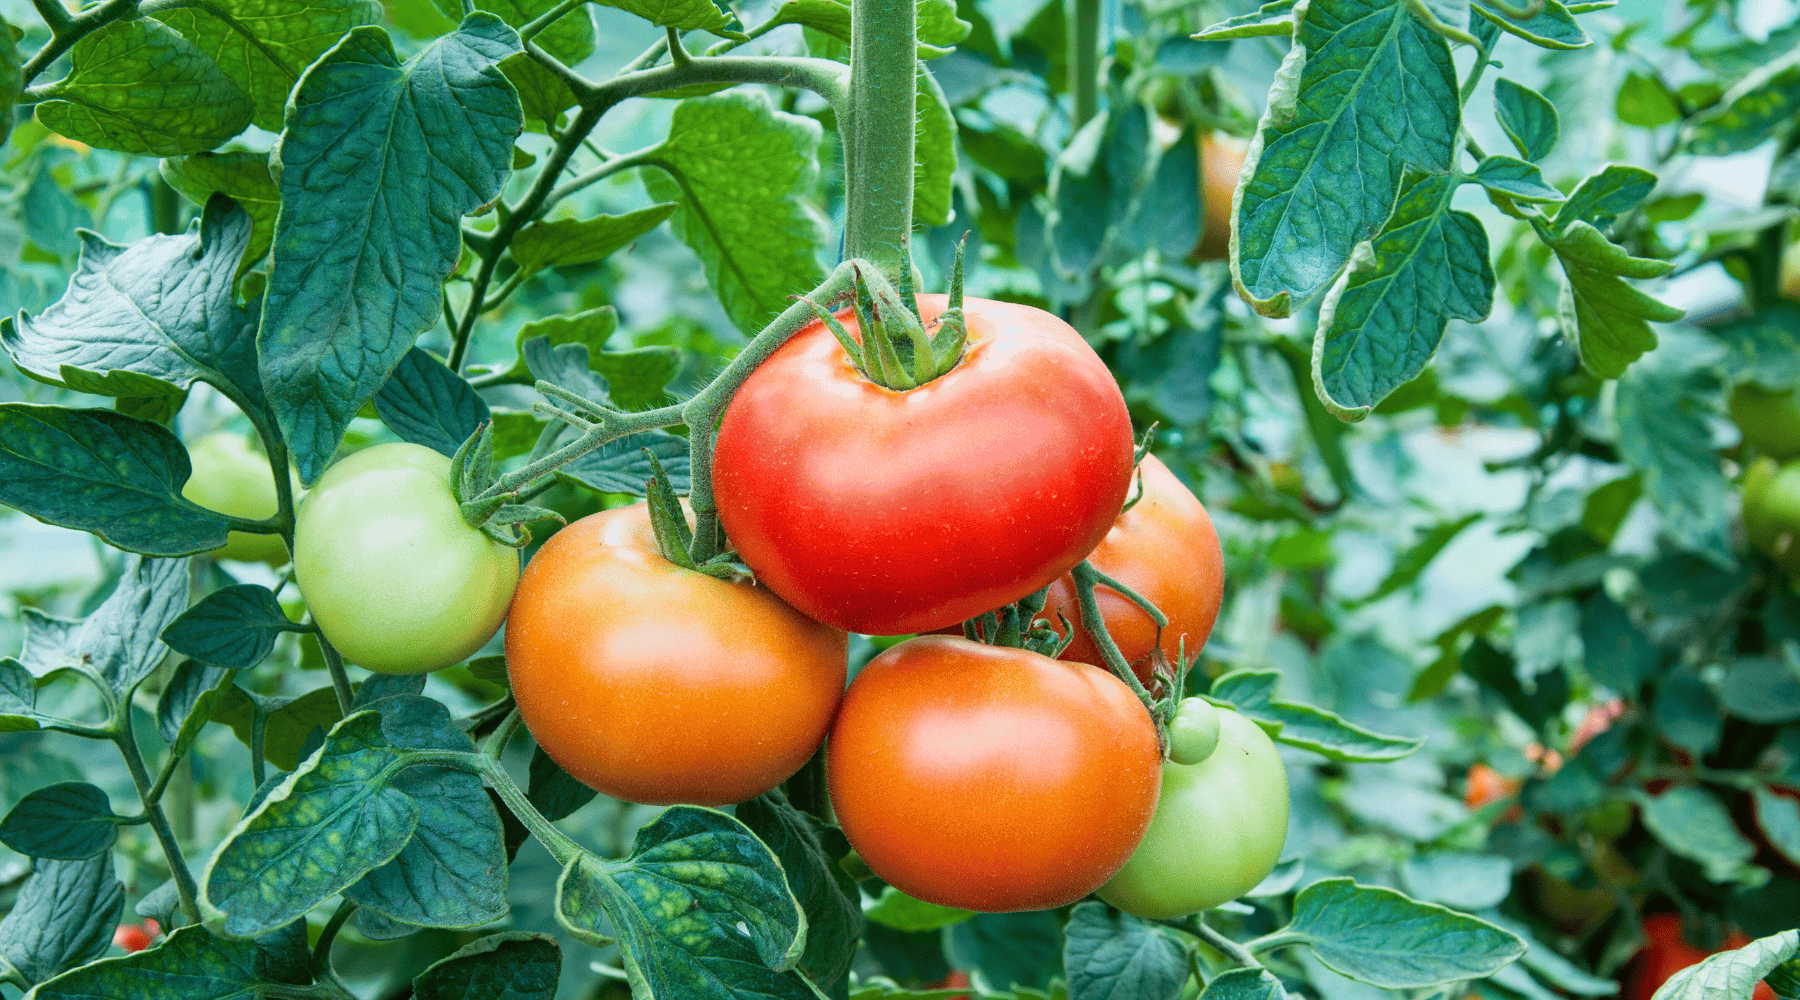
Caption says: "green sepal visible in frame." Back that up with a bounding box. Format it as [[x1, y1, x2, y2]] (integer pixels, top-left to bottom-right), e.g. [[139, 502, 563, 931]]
[[853, 268, 917, 390], [805, 297, 866, 372], [479, 504, 566, 549], [692, 552, 756, 583], [643, 450, 697, 569]]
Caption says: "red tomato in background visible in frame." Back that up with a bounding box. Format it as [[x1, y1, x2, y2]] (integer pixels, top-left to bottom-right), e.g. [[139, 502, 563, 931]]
[[1038, 453, 1223, 682], [927, 971, 971, 999], [713, 294, 1136, 636], [1628, 913, 1775, 1000], [1465, 762, 1523, 819], [828, 636, 1161, 912], [112, 921, 157, 952], [506, 503, 847, 806]]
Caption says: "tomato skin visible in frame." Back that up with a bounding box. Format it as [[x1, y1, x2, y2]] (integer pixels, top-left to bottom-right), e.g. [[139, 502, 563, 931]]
[[1040, 454, 1223, 682], [183, 433, 290, 565], [295, 443, 518, 675], [1195, 133, 1247, 261], [1465, 762, 1524, 821], [713, 294, 1135, 636], [112, 923, 154, 952], [506, 503, 847, 806], [1097, 707, 1288, 918], [1729, 384, 1800, 461], [1628, 914, 1776, 1000], [828, 636, 1161, 912]]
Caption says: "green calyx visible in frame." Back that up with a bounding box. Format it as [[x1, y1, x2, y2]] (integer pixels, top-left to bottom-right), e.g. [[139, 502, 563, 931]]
[[642, 449, 755, 581], [451, 421, 565, 547], [807, 243, 970, 391]]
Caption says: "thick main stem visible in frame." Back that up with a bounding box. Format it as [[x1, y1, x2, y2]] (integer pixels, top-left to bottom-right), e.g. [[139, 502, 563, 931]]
[[1067, 0, 1101, 131], [842, 0, 918, 280]]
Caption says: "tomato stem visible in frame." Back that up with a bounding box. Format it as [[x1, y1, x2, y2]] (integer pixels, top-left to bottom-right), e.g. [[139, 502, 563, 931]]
[[1071, 560, 1157, 711], [316, 633, 356, 717], [115, 710, 202, 925], [1067, 0, 1101, 131], [842, 0, 918, 281]]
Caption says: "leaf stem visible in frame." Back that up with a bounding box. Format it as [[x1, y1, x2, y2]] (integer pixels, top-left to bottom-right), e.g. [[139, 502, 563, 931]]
[[317, 635, 356, 716], [666, 26, 692, 66], [518, 0, 588, 40], [115, 711, 201, 924], [1067, 0, 1102, 131], [544, 147, 659, 214], [312, 899, 356, 970], [476, 755, 586, 865], [1458, 34, 1493, 104], [484, 707, 524, 759], [20, 0, 138, 86], [1189, 915, 1267, 969]]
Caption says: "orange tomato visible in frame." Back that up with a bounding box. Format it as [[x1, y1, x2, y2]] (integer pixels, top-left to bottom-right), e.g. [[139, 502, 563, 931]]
[[1195, 133, 1247, 261], [1465, 762, 1523, 819], [828, 636, 1162, 912], [506, 503, 847, 806]]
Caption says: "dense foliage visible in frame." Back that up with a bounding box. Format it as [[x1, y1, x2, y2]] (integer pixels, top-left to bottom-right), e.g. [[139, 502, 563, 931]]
[[1, 0, 1799, 995]]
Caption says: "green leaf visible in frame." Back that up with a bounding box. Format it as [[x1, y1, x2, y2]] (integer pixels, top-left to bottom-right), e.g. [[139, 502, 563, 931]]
[[596, 0, 739, 34], [152, 0, 383, 132], [1207, 670, 1424, 761], [1548, 221, 1682, 379], [1580, 593, 1660, 693], [527, 746, 596, 822], [1614, 360, 1732, 563], [2, 198, 262, 408], [1398, 852, 1512, 910], [1652, 930, 1799, 1000], [201, 711, 421, 937], [1473, 156, 1563, 202], [160, 153, 282, 280], [0, 16, 20, 147], [1683, 50, 1800, 156], [1471, 0, 1589, 48], [738, 791, 864, 992], [498, 306, 619, 383], [1711, 304, 1800, 389], [1751, 786, 1800, 868], [1482, 915, 1618, 996], [863, 887, 976, 932], [34, 17, 253, 155], [1555, 164, 1656, 230], [258, 15, 522, 484], [1357, 512, 1483, 603], [158, 660, 236, 760], [504, 52, 578, 132], [212, 685, 345, 772], [555, 805, 813, 999], [1493, 78, 1559, 161], [415, 932, 561, 1000], [1063, 902, 1189, 1000], [26, 923, 314, 999], [592, 348, 681, 411], [0, 781, 124, 860], [1313, 170, 1493, 418], [764, 0, 971, 56], [1721, 658, 1800, 723], [915, 63, 956, 228], [643, 91, 831, 335], [510, 204, 678, 275], [0, 854, 124, 985], [0, 658, 56, 733], [161, 584, 302, 671], [1462, 638, 1566, 732], [1617, 71, 1681, 128], [19, 555, 191, 696], [558, 432, 693, 496], [1634, 785, 1758, 883], [1232, 0, 1459, 315], [1283, 879, 1525, 987], [375, 348, 492, 457], [947, 912, 1063, 993], [1194, 0, 1296, 39], [1200, 968, 1287, 1000], [340, 696, 508, 935]]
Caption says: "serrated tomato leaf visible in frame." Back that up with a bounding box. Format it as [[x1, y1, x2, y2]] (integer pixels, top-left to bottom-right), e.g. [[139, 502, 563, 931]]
[[161, 584, 303, 671], [1283, 879, 1524, 987]]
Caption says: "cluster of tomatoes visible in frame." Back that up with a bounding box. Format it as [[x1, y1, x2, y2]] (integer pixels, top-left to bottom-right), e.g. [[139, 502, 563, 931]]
[[190, 293, 1291, 918]]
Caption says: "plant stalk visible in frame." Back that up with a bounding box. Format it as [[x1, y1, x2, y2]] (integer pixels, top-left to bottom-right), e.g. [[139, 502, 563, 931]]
[[1067, 0, 1102, 130], [842, 0, 918, 280], [116, 711, 202, 923]]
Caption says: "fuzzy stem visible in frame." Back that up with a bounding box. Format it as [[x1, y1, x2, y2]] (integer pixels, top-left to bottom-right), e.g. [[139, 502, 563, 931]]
[[841, 0, 917, 280], [1067, 0, 1101, 130]]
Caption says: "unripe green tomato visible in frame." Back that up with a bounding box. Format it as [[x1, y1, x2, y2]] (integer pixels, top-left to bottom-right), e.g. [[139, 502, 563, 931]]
[[182, 433, 290, 565], [295, 443, 519, 674], [1169, 698, 1221, 766], [1097, 707, 1289, 918], [1729, 383, 1800, 461], [1743, 457, 1800, 574]]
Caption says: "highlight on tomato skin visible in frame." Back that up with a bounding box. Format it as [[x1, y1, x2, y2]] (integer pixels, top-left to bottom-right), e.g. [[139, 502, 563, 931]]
[[827, 635, 1162, 913], [712, 293, 1137, 637], [505, 502, 847, 807]]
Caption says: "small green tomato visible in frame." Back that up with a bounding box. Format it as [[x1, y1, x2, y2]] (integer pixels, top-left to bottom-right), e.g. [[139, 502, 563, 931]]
[[1097, 704, 1290, 919], [1169, 697, 1222, 766], [182, 433, 290, 566], [295, 443, 519, 674]]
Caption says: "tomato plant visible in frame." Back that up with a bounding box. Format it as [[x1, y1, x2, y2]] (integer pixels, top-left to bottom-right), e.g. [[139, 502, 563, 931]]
[[712, 293, 1136, 635], [1628, 914, 1777, 1000], [506, 502, 846, 806], [828, 635, 1161, 911], [2, 0, 1799, 990], [295, 442, 519, 674]]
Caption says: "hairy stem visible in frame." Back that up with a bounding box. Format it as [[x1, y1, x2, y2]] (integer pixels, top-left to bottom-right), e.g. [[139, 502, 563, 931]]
[[1071, 560, 1155, 708], [312, 899, 357, 970], [1067, 0, 1101, 130], [116, 712, 202, 923], [20, 0, 138, 85], [842, 0, 918, 279], [1191, 916, 1266, 969], [318, 635, 356, 716]]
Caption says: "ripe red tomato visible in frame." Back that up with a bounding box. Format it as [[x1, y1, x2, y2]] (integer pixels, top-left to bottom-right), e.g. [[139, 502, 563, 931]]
[[713, 294, 1136, 636], [1038, 454, 1223, 682], [1465, 762, 1523, 822], [112, 922, 155, 952], [506, 503, 847, 806], [1628, 913, 1775, 1000], [828, 636, 1161, 912]]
